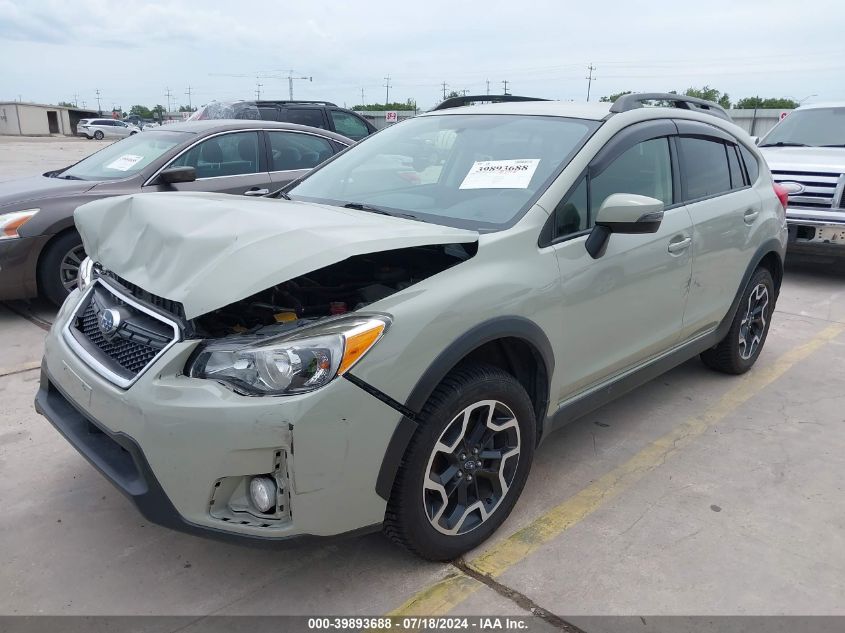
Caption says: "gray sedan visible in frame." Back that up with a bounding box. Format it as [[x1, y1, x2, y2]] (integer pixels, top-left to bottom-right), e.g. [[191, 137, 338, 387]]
[[0, 120, 352, 304]]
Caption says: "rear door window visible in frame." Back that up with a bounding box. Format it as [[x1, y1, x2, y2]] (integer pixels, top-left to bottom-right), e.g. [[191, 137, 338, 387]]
[[284, 108, 326, 129], [726, 144, 746, 189], [267, 131, 334, 171], [678, 137, 732, 200], [329, 110, 370, 140]]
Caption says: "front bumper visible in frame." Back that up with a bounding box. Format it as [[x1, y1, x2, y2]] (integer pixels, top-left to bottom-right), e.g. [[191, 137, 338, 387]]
[[35, 292, 401, 542], [787, 216, 845, 255], [0, 235, 50, 301]]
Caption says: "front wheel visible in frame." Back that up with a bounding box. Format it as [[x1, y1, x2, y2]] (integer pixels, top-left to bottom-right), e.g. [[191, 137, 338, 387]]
[[384, 364, 536, 561], [701, 267, 775, 374], [93, 130, 104, 140], [38, 231, 86, 306]]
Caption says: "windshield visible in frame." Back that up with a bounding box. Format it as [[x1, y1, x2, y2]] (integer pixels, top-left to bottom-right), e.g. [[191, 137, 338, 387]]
[[60, 130, 192, 180], [288, 114, 599, 230], [760, 107, 845, 147]]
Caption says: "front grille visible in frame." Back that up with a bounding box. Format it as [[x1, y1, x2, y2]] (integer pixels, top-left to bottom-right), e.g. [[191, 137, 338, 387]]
[[66, 281, 179, 387], [771, 170, 844, 210], [77, 301, 160, 374], [100, 270, 186, 320]]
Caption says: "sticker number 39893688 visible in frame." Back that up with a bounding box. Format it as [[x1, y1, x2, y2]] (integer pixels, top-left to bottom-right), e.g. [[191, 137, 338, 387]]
[[459, 158, 540, 190]]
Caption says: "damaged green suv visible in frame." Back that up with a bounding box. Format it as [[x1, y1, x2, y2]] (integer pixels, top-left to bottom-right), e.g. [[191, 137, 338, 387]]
[[36, 94, 787, 560]]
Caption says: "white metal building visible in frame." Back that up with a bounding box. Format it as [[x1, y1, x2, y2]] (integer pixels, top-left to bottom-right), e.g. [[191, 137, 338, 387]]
[[0, 102, 96, 136]]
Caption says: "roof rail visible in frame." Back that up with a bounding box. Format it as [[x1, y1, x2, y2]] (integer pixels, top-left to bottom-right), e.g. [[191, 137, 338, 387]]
[[609, 93, 731, 121], [256, 100, 338, 107], [432, 94, 549, 111]]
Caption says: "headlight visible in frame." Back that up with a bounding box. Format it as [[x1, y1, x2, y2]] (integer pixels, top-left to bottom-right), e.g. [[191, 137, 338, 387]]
[[77, 257, 96, 291], [188, 315, 390, 396], [0, 209, 39, 239]]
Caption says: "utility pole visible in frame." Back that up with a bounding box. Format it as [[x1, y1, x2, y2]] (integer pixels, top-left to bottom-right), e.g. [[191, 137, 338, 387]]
[[461, 89, 469, 96], [383, 75, 392, 105], [255, 79, 262, 100], [185, 85, 193, 110], [286, 70, 312, 100], [164, 87, 173, 114], [72, 93, 79, 107], [360, 87, 365, 105], [502, 80, 510, 96], [486, 79, 490, 95], [441, 81, 448, 100], [585, 64, 596, 102], [95, 89, 102, 114]]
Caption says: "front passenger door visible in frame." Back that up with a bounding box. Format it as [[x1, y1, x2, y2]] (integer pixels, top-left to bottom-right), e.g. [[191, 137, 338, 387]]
[[154, 131, 272, 195], [545, 133, 694, 401]]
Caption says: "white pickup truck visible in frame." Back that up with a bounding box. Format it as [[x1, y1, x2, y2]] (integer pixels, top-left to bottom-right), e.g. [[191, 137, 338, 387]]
[[758, 103, 845, 254]]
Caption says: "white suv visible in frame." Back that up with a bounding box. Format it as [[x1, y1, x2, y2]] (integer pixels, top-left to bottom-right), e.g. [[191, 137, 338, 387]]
[[758, 103, 845, 253], [77, 118, 141, 140]]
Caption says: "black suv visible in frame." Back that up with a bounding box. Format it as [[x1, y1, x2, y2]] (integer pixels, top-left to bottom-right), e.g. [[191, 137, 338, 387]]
[[191, 100, 376, 141]]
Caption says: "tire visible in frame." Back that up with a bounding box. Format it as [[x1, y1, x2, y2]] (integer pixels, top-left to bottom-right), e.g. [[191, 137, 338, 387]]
[[384, 364, 536, 561], [700, 267, 775, 374], [38, 231, 86, 306], [129, 131, 137, 135], [93, 130, 104, 140]]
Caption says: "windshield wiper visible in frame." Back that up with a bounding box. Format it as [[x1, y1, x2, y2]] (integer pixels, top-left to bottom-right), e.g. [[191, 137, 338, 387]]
[[759, 142, 809, 147], [342, 202, 425, 222], [58, 174, 84, 180], [820, 144, 845, 148]]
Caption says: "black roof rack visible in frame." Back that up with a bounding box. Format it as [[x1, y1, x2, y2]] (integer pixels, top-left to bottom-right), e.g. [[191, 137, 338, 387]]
[[432, 94, 549, 111], [609, 93, 731, 121], [255, 100, 338, 107]]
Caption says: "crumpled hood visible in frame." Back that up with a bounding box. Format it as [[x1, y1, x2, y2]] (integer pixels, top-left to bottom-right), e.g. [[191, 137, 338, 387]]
[[0, 175, 96, 209], [759, 146, 845, 174], [75, 192, 478, 319]]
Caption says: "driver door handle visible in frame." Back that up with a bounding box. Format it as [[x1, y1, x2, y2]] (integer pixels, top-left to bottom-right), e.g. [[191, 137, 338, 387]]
[[668, 236, 692, 254], [244, 188, 269, 196]]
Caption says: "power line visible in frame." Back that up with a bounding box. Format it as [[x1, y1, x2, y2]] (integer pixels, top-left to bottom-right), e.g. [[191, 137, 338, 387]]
[[585, 64, 596, 101]]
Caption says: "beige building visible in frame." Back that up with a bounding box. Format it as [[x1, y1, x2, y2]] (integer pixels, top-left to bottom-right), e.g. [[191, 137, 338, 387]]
[[0, 102, 98, 136]]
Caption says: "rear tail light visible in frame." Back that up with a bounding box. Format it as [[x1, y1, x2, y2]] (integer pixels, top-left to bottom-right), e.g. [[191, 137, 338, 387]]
[[773, 183, 789, 210]]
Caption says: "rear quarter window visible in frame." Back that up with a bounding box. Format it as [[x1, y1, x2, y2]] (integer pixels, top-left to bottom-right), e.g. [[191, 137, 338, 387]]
[[738, 144, 760, 184]]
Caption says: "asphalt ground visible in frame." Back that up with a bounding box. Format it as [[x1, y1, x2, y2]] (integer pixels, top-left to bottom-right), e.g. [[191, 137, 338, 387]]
[[1, 137, 844, 630]]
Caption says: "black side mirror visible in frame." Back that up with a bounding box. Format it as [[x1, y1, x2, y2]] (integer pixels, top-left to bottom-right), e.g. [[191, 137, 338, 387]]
[[585, 193, 665, 259], [157, 166, 196, 185]]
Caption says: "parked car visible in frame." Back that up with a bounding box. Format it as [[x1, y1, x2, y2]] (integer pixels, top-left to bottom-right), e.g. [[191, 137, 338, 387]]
[[35, 94, 786, 560], [757, 103, 845, 254], [77, 118, 141, 140], [190, 100, 376, 141], [0, 120, 351, 305]]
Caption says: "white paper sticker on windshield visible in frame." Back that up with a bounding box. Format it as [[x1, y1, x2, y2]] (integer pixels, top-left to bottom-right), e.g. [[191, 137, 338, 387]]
[[459, 159, 540, 189], [105, 154, 144, 171]]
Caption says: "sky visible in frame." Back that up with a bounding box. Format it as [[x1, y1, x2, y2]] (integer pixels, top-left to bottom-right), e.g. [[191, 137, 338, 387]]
[[1, 0, 844, 112]]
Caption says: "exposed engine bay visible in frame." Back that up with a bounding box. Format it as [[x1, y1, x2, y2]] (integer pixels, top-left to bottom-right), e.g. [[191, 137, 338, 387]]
[[193, 243, 476, 338]]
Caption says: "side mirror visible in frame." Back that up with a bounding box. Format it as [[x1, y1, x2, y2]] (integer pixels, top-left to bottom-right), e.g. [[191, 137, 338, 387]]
[[157, 166, 196, 185], [585, 193, 664, 259]]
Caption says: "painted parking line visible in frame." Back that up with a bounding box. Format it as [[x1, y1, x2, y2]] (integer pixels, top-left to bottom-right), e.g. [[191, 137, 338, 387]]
[[0, 360, 41, 378], [389, 322, 845, 616]]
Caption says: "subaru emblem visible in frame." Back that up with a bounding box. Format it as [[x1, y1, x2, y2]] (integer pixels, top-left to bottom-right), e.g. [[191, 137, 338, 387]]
[[98, 308, 121, 335]]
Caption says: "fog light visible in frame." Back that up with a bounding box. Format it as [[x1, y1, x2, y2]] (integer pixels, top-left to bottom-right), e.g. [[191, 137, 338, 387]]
[[249, 476, 276, 513]]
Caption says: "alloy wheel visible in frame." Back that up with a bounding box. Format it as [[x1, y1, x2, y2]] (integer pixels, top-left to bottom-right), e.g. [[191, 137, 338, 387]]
[[59, 244, 87, 292], [738, 283, 769, 360], [422, 399, 520, 536]]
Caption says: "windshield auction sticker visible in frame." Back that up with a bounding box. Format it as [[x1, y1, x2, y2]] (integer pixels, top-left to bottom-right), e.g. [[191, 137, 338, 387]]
[[459, 158, 540, 189], [105, 154, 144, 171]]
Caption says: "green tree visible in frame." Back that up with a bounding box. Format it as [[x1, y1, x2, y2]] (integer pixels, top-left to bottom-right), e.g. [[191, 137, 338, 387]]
[[58, 101, 75, 107], [152, 105, 166, 121], [130, 105, 153, 118], [352, 100, 418, 111], [734, 96, 798, 109], [178, 104, 197, 112], [599, 91, 633, 103], [683, 86, 731, 109]]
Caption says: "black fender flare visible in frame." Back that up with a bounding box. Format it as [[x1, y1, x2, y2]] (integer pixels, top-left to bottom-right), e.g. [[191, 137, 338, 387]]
[[373, 316, 554, 500]]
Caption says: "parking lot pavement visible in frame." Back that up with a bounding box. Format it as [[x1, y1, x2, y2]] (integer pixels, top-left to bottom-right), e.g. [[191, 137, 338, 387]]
[[1, 257, 844, 621], [0, 135, 112, 182]]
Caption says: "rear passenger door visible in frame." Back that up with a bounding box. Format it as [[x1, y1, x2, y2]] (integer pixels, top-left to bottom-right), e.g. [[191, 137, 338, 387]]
[[674, 121, 761, 338], [544, 122, 694, 400], [265, 130, 340, 187], [155, 131, 273, 195]]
